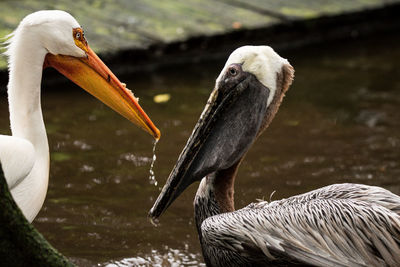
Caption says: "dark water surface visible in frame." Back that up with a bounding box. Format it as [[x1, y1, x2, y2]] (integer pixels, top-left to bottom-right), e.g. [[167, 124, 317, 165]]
[[0, 33, 399, 266]]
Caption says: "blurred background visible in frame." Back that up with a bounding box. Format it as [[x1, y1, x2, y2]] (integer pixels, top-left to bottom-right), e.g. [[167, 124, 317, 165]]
[[0, 1, 400, 266]]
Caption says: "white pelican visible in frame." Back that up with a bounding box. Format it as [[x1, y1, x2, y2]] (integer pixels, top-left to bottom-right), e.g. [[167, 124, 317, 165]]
[[149, 46, 400, 266], [0, 10, 160, 223]]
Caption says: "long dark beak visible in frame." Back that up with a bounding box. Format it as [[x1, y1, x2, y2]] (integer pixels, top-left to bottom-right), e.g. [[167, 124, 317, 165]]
[[149, 73, 270, 220]]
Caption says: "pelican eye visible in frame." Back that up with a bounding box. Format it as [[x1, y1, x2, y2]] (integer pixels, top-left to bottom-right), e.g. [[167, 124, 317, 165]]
[[73, 27, 88, 53], [228, 65, 239, 77]]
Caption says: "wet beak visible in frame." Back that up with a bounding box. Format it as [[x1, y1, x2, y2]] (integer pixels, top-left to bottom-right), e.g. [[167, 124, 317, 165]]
[[148, 89, 221, 222], [44, 46, 160, 140], [149, 61, 294, 222], [149, 74, 268, 221]]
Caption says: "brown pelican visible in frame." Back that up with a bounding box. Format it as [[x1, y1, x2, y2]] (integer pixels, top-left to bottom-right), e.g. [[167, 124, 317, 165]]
[[149, 46, 400, 266], [0, 10, 160, 223]]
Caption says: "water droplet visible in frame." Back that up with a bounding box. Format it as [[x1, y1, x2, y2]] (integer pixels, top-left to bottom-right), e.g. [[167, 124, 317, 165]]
[[149, 139, 158, 186]]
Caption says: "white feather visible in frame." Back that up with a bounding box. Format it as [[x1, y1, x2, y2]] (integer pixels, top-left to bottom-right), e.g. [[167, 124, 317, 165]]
[[0, 135, 35, 189], [216, 45, 289, 106], [0, 10, 87, 222]]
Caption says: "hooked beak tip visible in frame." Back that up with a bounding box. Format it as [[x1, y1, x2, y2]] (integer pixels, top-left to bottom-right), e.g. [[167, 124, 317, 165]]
[[148, 212, 160, 226], [153, 128, 161, 140]]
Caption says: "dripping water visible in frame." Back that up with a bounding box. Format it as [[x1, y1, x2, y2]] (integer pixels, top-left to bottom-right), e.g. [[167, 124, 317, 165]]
[[149, 139, 158, 186]]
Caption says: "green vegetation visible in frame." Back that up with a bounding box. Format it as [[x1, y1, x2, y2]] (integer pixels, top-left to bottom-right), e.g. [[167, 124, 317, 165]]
[[0, 0, 397, 70]]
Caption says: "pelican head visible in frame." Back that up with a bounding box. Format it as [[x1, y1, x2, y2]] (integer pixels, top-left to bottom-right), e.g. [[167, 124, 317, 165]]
[[8, 10, 87, 58], [149, 45, 294, 219], [1, 10, 161, 222], [6, 10, 160, 139]]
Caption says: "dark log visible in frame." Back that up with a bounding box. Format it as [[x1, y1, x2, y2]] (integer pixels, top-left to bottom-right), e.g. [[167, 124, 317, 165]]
[[0, 165, 74, 267]]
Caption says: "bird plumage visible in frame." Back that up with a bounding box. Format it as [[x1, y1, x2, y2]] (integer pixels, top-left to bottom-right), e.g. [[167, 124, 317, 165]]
[[1, 11, 86, 222], [198, 183, 400, 266], [1, 10, 159, 222], [150, 45, 400, 266]]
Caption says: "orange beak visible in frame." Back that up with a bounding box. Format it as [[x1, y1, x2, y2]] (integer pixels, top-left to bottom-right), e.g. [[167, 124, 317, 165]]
[[44, 46, 160, 140]]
